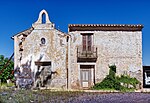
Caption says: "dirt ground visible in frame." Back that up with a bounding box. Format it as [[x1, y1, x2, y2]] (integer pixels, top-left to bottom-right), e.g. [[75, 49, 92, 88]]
[[0, 90, 150, 103]]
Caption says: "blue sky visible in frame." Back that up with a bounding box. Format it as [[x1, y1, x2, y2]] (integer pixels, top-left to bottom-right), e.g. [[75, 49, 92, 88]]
[[0, 0, 150, 65]]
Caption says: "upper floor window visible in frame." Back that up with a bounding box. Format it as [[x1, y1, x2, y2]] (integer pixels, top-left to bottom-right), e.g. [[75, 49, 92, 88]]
[[81, 33, 93, 51]]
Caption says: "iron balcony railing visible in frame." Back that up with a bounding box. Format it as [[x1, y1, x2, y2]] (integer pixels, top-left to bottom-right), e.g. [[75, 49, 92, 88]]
[[77, 45, 98, 61]]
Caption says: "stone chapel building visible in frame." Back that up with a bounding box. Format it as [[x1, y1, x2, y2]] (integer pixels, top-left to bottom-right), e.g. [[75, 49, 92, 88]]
[[12, 10, 143, 89]]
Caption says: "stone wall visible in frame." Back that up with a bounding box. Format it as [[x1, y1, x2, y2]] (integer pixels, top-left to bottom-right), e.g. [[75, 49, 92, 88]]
[[69, 30, 142, 89], [13, 10, 143, 90], [14, 10, 68, 89]]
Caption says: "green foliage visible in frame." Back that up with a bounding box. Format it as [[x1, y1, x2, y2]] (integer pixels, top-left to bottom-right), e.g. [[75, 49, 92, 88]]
[[0, 55, 14, 83], [0, 82, 15, 89], [92, 65, 121, 90], [109, 64, 116, 74], [92, 65, 140, 92], [118, 75, 140, 89]]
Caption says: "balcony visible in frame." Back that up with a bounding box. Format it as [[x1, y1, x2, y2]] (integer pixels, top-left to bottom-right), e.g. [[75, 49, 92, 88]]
[[77, 45, 98, 62]]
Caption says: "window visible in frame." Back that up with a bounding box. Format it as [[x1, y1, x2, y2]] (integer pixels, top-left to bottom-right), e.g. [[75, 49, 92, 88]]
[[41, 38, 46, 44], [82, 33, 93, 51]]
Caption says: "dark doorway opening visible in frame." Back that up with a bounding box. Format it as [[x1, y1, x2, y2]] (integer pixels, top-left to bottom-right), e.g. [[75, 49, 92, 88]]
[[143, 66, 150, 88]]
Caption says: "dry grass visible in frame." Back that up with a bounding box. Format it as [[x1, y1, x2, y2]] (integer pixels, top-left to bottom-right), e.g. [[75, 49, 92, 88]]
[[1, 88, 150, 103], [0, 89, 83, 103]]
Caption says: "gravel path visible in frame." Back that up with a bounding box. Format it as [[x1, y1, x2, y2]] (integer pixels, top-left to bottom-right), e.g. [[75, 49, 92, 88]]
[[69, 93, 150, 103]]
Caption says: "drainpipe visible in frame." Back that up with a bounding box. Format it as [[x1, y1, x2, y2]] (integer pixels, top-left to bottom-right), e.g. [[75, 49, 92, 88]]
[[66, 36, 69, 89], [67, 35, 71, 89]]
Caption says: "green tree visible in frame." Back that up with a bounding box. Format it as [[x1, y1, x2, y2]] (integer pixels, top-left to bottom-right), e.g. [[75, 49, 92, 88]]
[[0, 55, 14, 83]]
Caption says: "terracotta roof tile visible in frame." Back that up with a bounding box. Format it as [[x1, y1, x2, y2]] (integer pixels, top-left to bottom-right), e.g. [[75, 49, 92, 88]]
[[68, 24, 143, 32]]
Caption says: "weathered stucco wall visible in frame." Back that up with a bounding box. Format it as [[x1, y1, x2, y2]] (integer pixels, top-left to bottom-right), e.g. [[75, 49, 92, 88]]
[[22, 30, 67, 88], [69, 30, 142, 89], [13, 10, 143, 90], [14, 10, 68, 89]]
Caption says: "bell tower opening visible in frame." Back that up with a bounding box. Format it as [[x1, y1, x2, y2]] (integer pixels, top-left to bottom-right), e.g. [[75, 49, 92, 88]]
[[32, 9, 55, 29], [42, 13, 46, 24]]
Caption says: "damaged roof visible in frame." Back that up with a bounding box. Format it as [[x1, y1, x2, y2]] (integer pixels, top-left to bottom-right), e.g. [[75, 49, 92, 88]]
[[11, 27, 69, 40], [11, 27, 34, 39]]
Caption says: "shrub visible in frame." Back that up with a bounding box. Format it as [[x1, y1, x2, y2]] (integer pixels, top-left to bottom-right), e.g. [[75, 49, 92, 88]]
[[118, 75, 140, 89], [92, 65, 140, 91], [92, 65, 121, 90]]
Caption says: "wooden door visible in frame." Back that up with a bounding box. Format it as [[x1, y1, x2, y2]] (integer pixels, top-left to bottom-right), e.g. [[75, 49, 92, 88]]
[[80, 69, 91, 88]]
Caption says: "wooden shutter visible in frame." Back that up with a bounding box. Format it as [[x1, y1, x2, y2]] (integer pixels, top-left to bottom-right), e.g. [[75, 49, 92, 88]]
[[88, 35, 92, 51], [82, 35, 86, 51], [82, 33, 92, 51]]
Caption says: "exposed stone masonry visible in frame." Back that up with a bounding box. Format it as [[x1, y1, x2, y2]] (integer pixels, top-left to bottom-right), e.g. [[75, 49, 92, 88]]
[[13, 10, 143, 90]]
